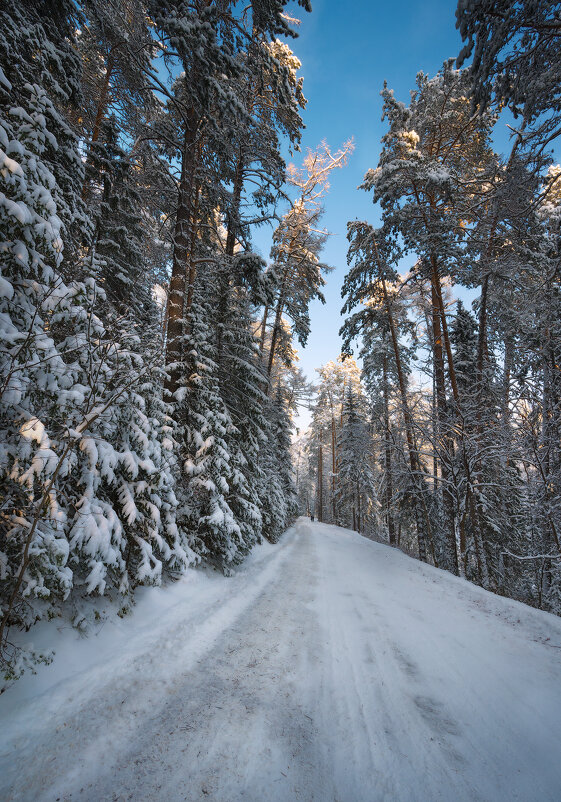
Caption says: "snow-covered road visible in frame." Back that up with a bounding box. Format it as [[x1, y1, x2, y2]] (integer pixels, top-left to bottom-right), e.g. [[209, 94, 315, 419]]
[[2, 518, 561, 801]]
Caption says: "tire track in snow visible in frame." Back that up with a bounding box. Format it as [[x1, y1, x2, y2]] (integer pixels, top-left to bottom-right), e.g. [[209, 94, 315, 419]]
[[1, 525, 305, 801], [2, 519, 561, 801]]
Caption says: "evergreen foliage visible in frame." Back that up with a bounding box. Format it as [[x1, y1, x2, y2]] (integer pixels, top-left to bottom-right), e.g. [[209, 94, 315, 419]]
[[334, 26, 561, 615], [0, 0, 308, 678]]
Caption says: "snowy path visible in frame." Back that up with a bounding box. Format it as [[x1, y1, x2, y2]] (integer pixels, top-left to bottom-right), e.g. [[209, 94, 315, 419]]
[[2, 519, 561, 801]]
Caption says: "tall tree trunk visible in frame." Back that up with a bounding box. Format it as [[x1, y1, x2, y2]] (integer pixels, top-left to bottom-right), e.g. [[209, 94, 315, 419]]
[[217, 146, 245, 367], [430, 254, 460, 405], [259, 305, 268, 358], [431, 280, 460, 575], [373, 240, 432, 562], [91, 50, 115, 145], [430, 251, 485, 580], [185, 135, 204, 319], [411, 183, 479, 574], [82, 50, 115, 199], [475, 128, 524, 405], [383, 356, 396, 545], [502, 334, 513, 468], [469, 130, 525, 584], [267, 281, 287, 380], [537, 294, 561, 553], [331, 410, 337, 524], [225, 145, 245, 258], [318, 438, 323, 523], [165, 109, 199, 400], [356, 478, 361, 534], [431, 337, 439, 494]]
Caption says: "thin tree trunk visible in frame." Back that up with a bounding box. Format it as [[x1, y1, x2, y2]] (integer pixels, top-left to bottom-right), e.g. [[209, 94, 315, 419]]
[[475, 127, 524, 402], [411, 185, 480, 574], [373, 240, 431, 562], [469, 493, 490, 588], [331, 411, 337, 524], [432, 344, 439, 493], [383, 356, 396, 545], [82, 51, 116, 200], [431, 281, 460, 574], [185, 135, 204, 319], [430, 254, 460, 406], [430, 249, 486, 581], [217, 146, 245, 367], [165, 109, 199, 399], [469, 130, 525, 584], [259, 305, 269, 358], [225, 145, 245, 258], [267, 285, 286, 379], [502, 334, 513, 468], [318, 438, 323, 523], [357, 478, 361, 533], [91, 51, 115, 145]]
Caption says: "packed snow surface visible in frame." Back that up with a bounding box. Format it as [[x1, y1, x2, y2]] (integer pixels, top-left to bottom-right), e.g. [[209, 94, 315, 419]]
[[2, 518, 561, 801]]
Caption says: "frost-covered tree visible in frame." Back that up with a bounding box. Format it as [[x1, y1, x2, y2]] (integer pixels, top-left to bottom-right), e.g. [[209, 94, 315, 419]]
[[77, 0, 154, 150], [309, 358, 362, 525], [457, 0, 561, 145], [0, 0, 327, 679], [338, 25, 561, 615], [337, 385, 377, 534], [263, 141, 353, 381], [260, 385, 297, 542], [343, 223, 435, 562], [0, 70, 194, 670], [0, 78, 81, 638], [147, 0, 310, 401]]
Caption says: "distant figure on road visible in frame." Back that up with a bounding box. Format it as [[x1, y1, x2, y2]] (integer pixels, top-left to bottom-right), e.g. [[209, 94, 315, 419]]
[[311, 514, 315, 522]]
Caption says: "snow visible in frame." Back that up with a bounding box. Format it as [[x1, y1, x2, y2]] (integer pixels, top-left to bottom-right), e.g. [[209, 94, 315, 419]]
[[2, 518, 561, 801]]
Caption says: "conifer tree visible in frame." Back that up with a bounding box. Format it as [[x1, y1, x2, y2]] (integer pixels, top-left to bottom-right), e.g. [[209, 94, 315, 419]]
[[264, 142, 353, 381], [337, 385, 377, 534], [457, 0, 561, 147]]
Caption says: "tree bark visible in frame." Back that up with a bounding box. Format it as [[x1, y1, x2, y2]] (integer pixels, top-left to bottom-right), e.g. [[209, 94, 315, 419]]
[[82, 50, 115, 199], [259, 305, 269, 358], [217, 145, 245, 367], [331, 408, 337, 524], [225, 145, 245, 258], [383, 356, 396, 545], [318, 438, 323, 523], [431, 280, 460, 574], [165, 109, 199, 400], [267, 283, 286, 380], [91, 50, 115, 145], [373, 239, 431, 562], [185, 135, 204, 320]]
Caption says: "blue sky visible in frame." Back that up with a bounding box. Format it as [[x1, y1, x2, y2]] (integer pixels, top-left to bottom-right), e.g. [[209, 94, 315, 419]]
[[252, 0, 471, 391]]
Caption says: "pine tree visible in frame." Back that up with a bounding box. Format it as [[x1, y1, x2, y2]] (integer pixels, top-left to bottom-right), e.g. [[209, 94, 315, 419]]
[[260, 386, 297, 542], [264, 142, 353, 381], [457, 0, 561, 147], [337, 385, 377, 534]]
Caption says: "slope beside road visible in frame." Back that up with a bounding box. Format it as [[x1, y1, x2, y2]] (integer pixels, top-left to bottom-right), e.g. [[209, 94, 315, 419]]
[[2, 518, 561, 801]]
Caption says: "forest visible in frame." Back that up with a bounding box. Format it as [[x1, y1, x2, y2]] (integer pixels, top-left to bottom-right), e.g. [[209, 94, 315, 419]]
[[1, 0, 561, 686], [297, 3, 561, 617]]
